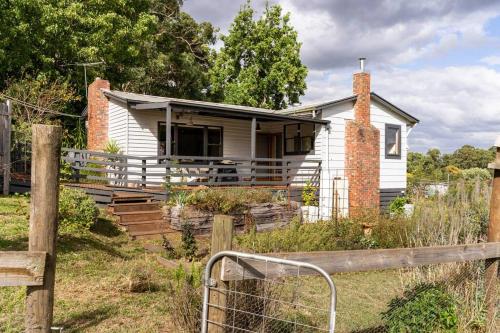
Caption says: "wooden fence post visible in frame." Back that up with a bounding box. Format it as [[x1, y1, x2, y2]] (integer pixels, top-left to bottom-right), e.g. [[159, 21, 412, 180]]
[[25, 125, 62, 333], [208, 215, 234, 333], [2, 100, 11, 195], [486, 136, 500, 331]]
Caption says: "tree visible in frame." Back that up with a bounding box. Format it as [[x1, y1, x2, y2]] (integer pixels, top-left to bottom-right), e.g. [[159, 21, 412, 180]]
[[3, 77, 80, 144], [209, 2, 307, 109], [408, 145, 495, 184], [444, 145, 495, 169], [0, 0, 215, 100]]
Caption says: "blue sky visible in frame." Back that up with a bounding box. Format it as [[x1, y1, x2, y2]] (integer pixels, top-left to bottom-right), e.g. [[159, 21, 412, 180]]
[[183, 0, 500, 153]]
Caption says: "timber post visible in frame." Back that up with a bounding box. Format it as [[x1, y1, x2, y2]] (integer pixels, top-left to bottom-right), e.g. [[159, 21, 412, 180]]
[[25, 125, 62, 333], [486, 136, 500, 331], [2, 99, 11, 195], [208, 215, 234, 333]]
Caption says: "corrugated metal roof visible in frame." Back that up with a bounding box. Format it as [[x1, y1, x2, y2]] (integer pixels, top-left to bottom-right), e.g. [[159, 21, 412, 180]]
[[104, 90, 280, 114], [103, 90, 329, 125]]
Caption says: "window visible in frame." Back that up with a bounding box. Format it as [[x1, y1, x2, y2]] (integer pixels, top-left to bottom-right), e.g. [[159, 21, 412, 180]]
[[385, 124, 401, 159], [158, 122, 223, 157], [284, 123, 315, 155]]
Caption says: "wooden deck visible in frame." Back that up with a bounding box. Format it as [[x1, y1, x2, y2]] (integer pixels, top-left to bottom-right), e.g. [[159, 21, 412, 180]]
[[62, 182, 167, 204]]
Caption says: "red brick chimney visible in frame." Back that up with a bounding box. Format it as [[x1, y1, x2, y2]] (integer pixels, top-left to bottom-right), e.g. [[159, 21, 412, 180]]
[[345, 58, 380, 216], [87, 78, 110, 151]]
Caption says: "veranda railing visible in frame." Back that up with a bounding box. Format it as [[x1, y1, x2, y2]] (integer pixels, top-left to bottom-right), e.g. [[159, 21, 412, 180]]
[[61, 148, 321, 188]]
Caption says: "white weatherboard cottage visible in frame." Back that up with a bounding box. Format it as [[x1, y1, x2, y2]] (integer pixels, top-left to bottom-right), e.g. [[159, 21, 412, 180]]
[[86, 60, 419, 219]]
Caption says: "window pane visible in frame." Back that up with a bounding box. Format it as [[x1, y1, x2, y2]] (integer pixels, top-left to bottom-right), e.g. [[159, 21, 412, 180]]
[[301, 123, 314, 137], [178, 127, 204, 156], [285, 124, 298, 139], [207, 145, 222, 157], [208, 128, 221, 144], [285, 138, 295, 153], [302, 136, 313, 151], [386, 126, 400, 156]]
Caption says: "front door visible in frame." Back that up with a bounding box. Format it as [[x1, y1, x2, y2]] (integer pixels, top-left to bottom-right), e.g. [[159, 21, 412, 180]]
[[256, 133, 283, 180]]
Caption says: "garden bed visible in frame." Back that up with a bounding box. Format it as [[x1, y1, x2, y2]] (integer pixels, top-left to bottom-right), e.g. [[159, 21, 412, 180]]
[[167, 201, 301, 234]]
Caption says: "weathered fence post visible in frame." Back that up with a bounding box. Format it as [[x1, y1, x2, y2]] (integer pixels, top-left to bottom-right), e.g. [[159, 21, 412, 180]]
[[208, 215, 234, 333], [2, 99, 12, 195], [486, 136, 500, 331], [25, 125, 62, 333]]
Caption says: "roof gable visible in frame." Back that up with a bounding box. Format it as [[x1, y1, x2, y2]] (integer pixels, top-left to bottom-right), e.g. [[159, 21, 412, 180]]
[[282, 92, 419, 125]]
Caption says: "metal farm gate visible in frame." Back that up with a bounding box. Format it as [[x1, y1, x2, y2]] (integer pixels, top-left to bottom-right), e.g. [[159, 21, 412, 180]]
[[201, 251, 337, 333]]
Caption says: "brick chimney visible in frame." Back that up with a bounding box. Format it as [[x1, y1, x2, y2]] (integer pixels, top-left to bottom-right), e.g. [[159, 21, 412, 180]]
[[345, 58, 380, 216], [87, 78, 110, 151]]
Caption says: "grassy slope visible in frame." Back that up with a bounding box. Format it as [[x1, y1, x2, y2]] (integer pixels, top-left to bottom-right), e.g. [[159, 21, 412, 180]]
[[0, 196, 175, 333], [1, 195, 405, 332]]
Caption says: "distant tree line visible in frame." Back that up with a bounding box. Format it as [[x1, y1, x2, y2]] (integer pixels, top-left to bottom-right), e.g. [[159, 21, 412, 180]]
[[407, 145, 495, 184]]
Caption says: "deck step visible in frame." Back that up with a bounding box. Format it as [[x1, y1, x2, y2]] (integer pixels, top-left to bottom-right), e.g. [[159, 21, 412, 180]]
[[119, 219, 166, 226], [125, 222, 168, 233], [116, 210, 163, 223], [110, 202, 161, 213], [112, 192, 154, 204], [129, 228, 171, 239]]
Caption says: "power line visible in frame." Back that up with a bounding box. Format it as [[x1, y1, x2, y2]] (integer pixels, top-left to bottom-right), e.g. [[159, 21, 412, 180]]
[[0, 93, 82, 118]]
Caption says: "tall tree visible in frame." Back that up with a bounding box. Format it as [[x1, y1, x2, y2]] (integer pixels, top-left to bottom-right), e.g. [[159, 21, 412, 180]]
[[0, 0, 215, 100], [209, 2, 307, 110]]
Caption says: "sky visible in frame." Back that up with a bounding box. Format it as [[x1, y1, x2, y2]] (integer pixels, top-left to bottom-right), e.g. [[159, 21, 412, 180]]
[[182, 0, 500, 153]]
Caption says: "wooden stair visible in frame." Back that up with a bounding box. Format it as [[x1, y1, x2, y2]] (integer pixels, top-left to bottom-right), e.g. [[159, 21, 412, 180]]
[[109, 192, 170, 239]]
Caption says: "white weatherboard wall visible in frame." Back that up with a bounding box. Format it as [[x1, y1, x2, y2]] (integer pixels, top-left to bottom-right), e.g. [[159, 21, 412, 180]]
[[108, 99, 128, 151], [314, 102, 355, 219], [370, 100, 408, 190]]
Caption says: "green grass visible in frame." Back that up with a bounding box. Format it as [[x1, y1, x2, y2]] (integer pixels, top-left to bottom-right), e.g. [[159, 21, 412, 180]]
[[0, 195, 176, 333]]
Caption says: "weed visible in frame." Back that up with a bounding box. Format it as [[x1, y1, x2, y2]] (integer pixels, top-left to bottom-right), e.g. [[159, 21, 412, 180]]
[[181, 223, 198, 261]]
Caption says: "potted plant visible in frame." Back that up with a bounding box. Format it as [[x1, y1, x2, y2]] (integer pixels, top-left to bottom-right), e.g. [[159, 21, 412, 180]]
[[301, 181, 319, 222]]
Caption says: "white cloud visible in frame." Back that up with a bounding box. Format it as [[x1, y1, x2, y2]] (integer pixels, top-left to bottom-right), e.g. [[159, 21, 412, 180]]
[[481, 55, 500, 65], [280, 0, 500, 69], [304, 65, 500, 152]]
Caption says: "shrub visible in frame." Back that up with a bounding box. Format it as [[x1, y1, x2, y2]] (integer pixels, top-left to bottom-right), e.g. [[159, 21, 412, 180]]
[[124, 263, 158, 293], [383, 283, 458, 333], [58, 187, 99, 232], [301, 180, 318, 206], [459, 167, 492, 181], [166, 264, 203, 332], [177, 187, 274, 214], [181, 223, 198, 261], [388, 196, 409, 215], [236, 217, 366, 253], [104, 139, 121, 154]]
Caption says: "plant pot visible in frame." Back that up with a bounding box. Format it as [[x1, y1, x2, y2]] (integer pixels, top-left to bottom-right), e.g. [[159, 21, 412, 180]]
[[300, 205, 320, 223]]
